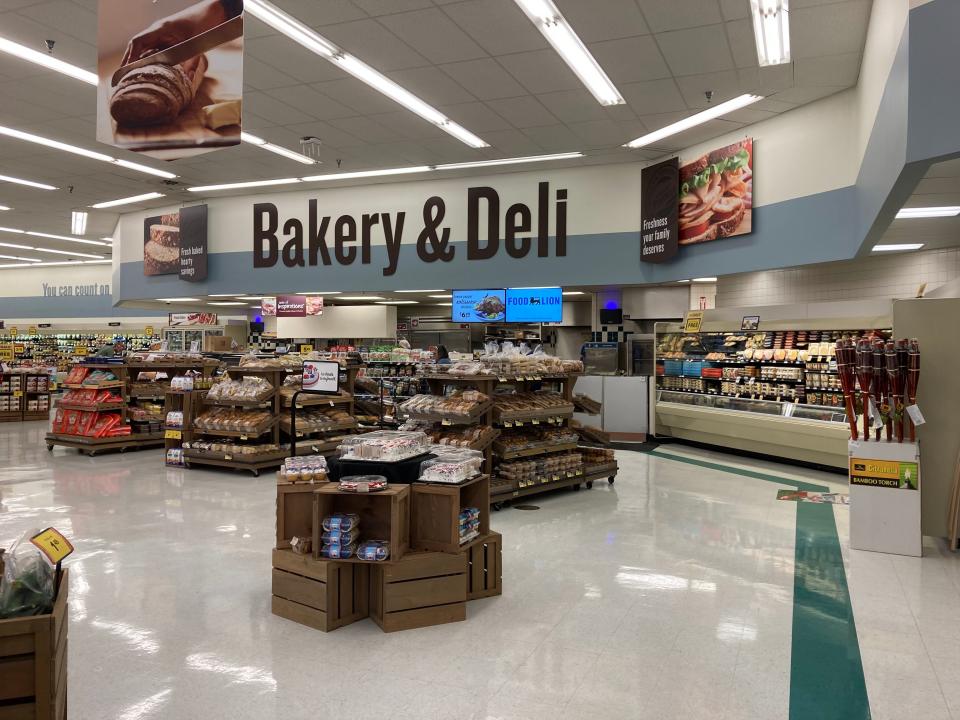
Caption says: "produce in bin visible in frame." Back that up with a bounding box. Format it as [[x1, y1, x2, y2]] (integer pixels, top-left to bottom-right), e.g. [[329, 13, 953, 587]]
[[0, 529, 55, 619]]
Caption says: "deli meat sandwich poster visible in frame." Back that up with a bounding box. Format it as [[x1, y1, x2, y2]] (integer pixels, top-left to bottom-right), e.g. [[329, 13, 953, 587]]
[[678, 138, 753, 245]]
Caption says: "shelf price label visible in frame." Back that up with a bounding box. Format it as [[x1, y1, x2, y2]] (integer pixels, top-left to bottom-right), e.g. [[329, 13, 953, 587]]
[[30, 527, 74, 565], [164, 429, 182, 439], [13, 390, 22, 398], [301, 344, 313, 353], [532, 419, 540, 425], [145, 326, 154, 336], [441, 419, 452, 426]]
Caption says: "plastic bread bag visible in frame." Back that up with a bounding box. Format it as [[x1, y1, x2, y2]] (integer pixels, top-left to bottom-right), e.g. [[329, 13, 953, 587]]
[[320, 542, 357, 559], [356, 540, 390, 562], [322, 513, 360, 532], [321, 528, 359, 545], [0, 528, 55, 619]]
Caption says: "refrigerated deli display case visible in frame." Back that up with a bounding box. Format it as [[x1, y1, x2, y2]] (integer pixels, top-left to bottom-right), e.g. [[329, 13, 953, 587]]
[[654, 323, 888, 468]]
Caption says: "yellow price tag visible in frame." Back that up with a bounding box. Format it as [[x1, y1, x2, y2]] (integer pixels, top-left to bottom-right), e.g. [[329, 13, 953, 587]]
[[441, 418, 452, 426], [8, 327, 17, 337], [74, 346, 88, 356], [301, 344, 313, 353], [164, 429, 181, 439], [532, 419, 540, 425], [145, 326, 154, 336], [683, 311, 704, 333], [13, 390, 21, 398], [28, 326, 37, 335], [30, 527, 74, 565], [0, 346, 12, 361]]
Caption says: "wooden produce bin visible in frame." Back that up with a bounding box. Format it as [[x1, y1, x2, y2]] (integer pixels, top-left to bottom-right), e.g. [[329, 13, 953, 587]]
[[312, 484, 410, 563], [369, 552, 467, 632], [0, 570, 69, 720], [276, 479, 327, 550], [411, 475, 490, 554], [271, 549, 368, 632], [465, 531, 502, 600]]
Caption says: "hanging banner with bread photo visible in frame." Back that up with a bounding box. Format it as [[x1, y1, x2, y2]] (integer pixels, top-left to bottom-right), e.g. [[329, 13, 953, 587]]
[[97, 0, 243, 160], [678, 138, 753, 245], [143, 204, 208, 280]]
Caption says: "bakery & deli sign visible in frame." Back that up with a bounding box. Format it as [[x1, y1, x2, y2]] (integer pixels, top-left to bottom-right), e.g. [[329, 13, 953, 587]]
[[252, 182, 568, 277]]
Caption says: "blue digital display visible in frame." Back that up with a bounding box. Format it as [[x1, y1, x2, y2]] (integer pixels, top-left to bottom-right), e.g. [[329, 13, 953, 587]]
[[451, 289, 506, 323], [505, 287, 563, 323]]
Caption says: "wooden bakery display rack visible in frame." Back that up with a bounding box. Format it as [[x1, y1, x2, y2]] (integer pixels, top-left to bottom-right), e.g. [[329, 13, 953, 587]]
[[0, 369, 53, 422], [282, 364, 361, 456]]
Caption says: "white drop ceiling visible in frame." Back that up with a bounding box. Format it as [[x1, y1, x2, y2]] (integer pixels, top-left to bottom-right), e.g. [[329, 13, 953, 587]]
[[0, 0, 873, 257], [881, 158, 960, 252]]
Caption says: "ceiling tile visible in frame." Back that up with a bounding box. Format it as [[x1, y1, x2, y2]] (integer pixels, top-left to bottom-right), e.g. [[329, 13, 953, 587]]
[[737, 64, 795, 95], [669, 117, 744, 153], [311, 77, 410, 115], [723, 107, 779, 124], [620, 78, 688, 115], [485, 95, 559, 128], [656, 24, 735, 76], [554, 0, 649, 42], [241, 57, 300, 91], [676, 70, 743, 109], [792, 0, 871, 60], [439, 101, 513, 132], [497, 49, 583, 94], [569, 119, 636, 147], [472, 127, 546, 155], [440, 0, 546, 56], [637, 0, 724, 32], [245, 36, 346, 84], [320, 19, 430, 71], [751, 97, 797, 113], [536, 89, 611, 123], [17, 0, 95, 43], [719, 0, 750, 20], [283, 120, 365, 150], [725, 18, 759, 68], [274, 0, 368, 25], [353, 0, 434, 14], [243, 90, 318, 126], [521, 124, 583, 152], [262, 86, 359, 121], [795, 52, 862, 87], [439, 58, 528, 100], [365, 110, 447, 140], [378, 8, 488, 64], [386, 66, 477, 105], [767, 85, 846, 105], [587, 35, 671, 85], [327, 115, 405, 144], [0, 11, 96, 70]]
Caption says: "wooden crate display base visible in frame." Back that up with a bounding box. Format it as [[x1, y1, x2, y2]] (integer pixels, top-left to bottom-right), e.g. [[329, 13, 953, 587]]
[[411, 475, 490, 554], [465, 532, 502, 600], [0, 570, 68, 720], [369, 552, 467, 632], [45, 432, 164, 455], [276, 480, 327, 550], [183, 451, 285, 476], [271, 549, 368, 632], [312, 484, 410, 563]]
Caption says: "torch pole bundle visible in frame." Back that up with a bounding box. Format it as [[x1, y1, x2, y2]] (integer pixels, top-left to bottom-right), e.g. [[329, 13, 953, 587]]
[[886, 341, 904, 443], [856, 338, 874, 441], [896, 339, 909, 442], [836, 339, 859, 441], [872, 339, 887, 441], [907, 339, 920, 443]]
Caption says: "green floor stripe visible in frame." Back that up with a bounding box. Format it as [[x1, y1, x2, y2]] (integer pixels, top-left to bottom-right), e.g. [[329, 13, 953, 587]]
[[647, 449, 870, 720]]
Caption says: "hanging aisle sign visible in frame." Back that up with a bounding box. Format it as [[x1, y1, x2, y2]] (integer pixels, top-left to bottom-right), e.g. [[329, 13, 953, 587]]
[[640, 157, 679, 263]]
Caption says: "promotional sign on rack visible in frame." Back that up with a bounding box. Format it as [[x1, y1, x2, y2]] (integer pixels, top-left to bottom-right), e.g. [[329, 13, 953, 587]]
[[96, 0, 244, 160], [302, 360, 339, 395], [260, 295, 322, 317]]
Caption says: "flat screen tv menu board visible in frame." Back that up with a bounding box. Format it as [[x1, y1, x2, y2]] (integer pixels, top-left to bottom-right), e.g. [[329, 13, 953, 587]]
[[505, 287, 563, 323], [451, 289, 506, 323]]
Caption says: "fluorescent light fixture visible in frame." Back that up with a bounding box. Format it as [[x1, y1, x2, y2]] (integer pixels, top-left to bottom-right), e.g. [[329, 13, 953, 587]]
[[0, 241, 102, 259], [71, 211, 88, 235], [294, 291, 340, 295], [241, 132, 317, 165], [514, 0, 623, 106], [437, 152, 583, 170], [692, 277, 718, 282], [301, 166, 431, 182], [208, 301, 248, 306], [0, 205, 10, 211], [396, 289, 444, 293], [0, 173, 57, 191], [750, 0, 790, 67], [235, 296, 266, 300], [0, 254, 40, 262], [156, 298, 201, 302], [429, 294, 452, 299], [375, 300, 418, 305], [188, 177, 301, 192], [0, 225, 109, 247], [101, 237, 114, 243], [676, 280, 690, 283], [337, 296, 384, 301], [90, 192, 165, 209], [245, 0, 487, 148], [562, 291, 584, 296], [895, 206, 960, 219], [0, 124, 177, 179], [208, 294, 239, 297], [872, 244, 924, 252], [624, 94, 764, 149], [0, 36, 98, 84], [438, 302, 453, 306], [0, 259, 110, 269], [249, 305, 261, 308]]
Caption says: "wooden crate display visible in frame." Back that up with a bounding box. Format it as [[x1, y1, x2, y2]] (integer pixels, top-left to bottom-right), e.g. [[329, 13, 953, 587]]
[[0, 570, 68, 720], [276, 480, 327, 550], [369, 552, 467, 632], [411, 475, 490, 554], [271, 549, 368, 632], [312, 484, 410, 563], [465, 531, 502, 600]]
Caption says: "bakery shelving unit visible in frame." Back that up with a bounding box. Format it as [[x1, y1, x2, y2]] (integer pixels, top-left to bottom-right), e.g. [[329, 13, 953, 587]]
[[22, 371, 53, 421], [163, 387, 208, 456], [125, 360, 215, 439], [358, 361, 427, 426], [282, 364, 362, 456], [183, 366, 287, 476], [418, 373, 498, 478], [0, 370, 25, 422]]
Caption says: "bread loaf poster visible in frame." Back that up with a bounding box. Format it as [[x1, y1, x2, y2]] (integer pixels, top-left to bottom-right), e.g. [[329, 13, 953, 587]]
[[678, 138, 753, 245], [97, 0, 244, 160], [143, 204, 208, 280]]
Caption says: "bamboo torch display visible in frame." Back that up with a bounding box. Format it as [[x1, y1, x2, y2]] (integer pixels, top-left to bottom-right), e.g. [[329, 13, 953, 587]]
[[856, 338, 874, 441], [907, 338, 920, 443], [896, 338, 910, 443], [836, 339, 859, 441], [886, 340, 905, 443], [872, 339, 887, 441]]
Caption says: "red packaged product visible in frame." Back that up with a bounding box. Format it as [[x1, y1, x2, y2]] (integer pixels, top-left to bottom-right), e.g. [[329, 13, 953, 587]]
[[79, 411, 98, 436], [107, 425, 131, 436], [64, 366, 89, 384], [63, 410, 81, 435], [51, 408, 65, 433], [92, 413, 121, 437]]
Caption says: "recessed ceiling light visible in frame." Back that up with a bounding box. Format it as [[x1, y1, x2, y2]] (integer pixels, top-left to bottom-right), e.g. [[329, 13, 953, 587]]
[[436, 153, 583, 170], [294, 291, 341, 295], [692, 277, 718, 282], [156, 298, 201, 302], [750, 0, 790, 67], [0, 36, 97, 84], [396, 289, 444, 293], [244, 0, 487, 148], [188, 178, 302, 193], [208, 301, 248, 306], [0, 173, 57, 191], [676, 280, 690, 283], [872, 244, 924, 252], [241, 132, 317, 165], [0, 124, 177, 179], [895, 206, 960, 219], [513, 0, 623, 106], [429, 294, 452, 299], [71, 211, 88, 235], [0, 206, 11, 211], [337, 296, 384, 301], [375, 300, 418, 305], [624, 94, 764, 149], [561, 291, 584, 296], [90, 192, 166, 209], [208, 294, 239, 297]]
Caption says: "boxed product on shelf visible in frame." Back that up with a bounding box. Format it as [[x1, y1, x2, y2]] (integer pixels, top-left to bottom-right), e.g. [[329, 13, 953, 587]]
[[81, 370, 119, 386], [580, 446, 616, 468], [419, 449, 483, 484], [339, 475, 388, 493], [494, 427, 578, 454], [337, 430, 430, 462], [399, 390, 490, 418], [497, 451, 583, 488], [459, 507, 480, 545], [63, 366, 90, 384]]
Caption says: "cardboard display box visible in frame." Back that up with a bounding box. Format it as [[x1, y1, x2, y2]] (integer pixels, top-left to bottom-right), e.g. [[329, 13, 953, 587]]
[[0, 568, 69, 720], [312, 484, 410, 563], [271, 549, 368, 632], [369, 551, 467, 632], [465, 531, 502, 600], [411, 475, 490, 555]]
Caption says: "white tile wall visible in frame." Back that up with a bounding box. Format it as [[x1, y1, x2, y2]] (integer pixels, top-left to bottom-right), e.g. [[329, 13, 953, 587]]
[[716, 248, 960, 307]]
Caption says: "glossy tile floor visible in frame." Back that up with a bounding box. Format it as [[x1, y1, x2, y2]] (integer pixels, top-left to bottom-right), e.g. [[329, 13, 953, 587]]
[[2, 421, 958, 719]]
